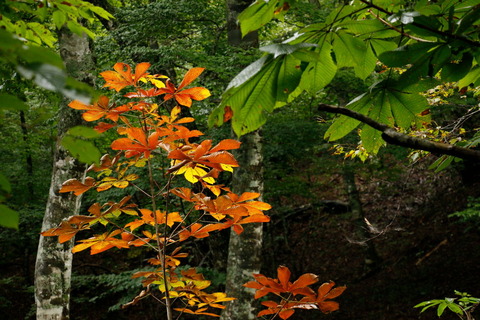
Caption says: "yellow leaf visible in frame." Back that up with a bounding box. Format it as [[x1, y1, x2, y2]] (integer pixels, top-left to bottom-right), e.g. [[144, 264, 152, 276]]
[[150, 79, 166, 88], [113, 180, 129, 189]]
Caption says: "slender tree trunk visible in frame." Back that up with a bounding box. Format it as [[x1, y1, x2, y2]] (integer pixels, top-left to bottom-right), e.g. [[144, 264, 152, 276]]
[[222, 132, 264, 320], [221, 1, 263, 319], [34, 28, 94, 320], [343, 166, 381, 274]]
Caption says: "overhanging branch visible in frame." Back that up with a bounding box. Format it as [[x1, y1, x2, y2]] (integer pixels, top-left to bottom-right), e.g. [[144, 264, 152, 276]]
[[318, 103, 480, 161]]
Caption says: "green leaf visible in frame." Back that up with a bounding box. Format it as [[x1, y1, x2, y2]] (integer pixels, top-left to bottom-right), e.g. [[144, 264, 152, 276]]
[[61, 136, 101, 164], [229, 58, 282, 136], [299, 41, 337, 94], [369, 39, 398, 56], [52, 10, 67, 29], [0, 173, 11, 193], [340, 19, 398, 38], [0, 29, 22, 50], [457, 65, 480, 87], [361, 125, 384, 153], [324, 93, 370, 141], [333, 31, 376, 79], [379, 43, 438, 67], [291, 49, 321, 62], [28, 22, 56, 47], [397, 44, 451, 84], [225, 55, 270, 91], [325, 79, 429, 153], [17, 63, 93, 103], [429, 155, 455, 172], [456, 5, 480, 35], [276, 54, 302, 102], [210, 49, 304, 135], [0, 205, 19, 229], [405, 15, 443, 38], [67, 126, 100, 139], [447, 303, 463, 314], [387, 86, 429, 128], [437, 302, 447, 316], [67, 21, 95, 39], [0, 93, 28, 111], [238, 0, 279, 37], [442, 52, 473, 81], [17, 45, 64, 68], [17, 63, 67, 92], [88, 5, 115, 20], [325, 4, 362, 25]]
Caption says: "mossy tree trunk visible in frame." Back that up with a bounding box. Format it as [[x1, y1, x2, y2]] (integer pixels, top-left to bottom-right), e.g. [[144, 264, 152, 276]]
[[34, 28, 94, 320], [221, 2, 263, 319]]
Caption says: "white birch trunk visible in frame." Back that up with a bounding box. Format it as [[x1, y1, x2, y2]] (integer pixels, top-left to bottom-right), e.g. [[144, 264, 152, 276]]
[[220, 2, 263, 318], [221, 131, 264, 320], [35, 28, 94, 320]]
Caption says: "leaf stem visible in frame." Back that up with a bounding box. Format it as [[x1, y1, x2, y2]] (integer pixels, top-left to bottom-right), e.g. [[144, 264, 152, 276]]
[[147, 157, 173, 320]]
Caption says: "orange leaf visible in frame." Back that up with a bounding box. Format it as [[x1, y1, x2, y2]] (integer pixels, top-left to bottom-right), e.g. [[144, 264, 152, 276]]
[[69, 96, 128, 122], [101, 62, 151, 92], [178, 67, 205, 89], [210, 139, 241, 153], [59, 177, 96, 196], [72, 230, 129, 255], [41, 217, 91, 243], [223, 106, 233, 122], [279, 309, 295, 320], [314, 281, 346, 314], [318, 301, 340, 313], [94, 122, 116, 133], [290, 273, 319, 292], [277, 266, 291, 288], [156, 68, 210, 107]]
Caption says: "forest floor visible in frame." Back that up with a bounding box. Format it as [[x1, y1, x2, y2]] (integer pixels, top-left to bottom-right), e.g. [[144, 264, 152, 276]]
[[266, 158, 480, 320], [2, 157, 480, 320]]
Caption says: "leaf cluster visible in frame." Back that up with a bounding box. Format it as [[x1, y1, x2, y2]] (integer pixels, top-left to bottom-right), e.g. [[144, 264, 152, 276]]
[[209, 0, 480, 160], [415, 291, 480, 318], [244, 265, 346, 319], [41, 62, 273, 318]]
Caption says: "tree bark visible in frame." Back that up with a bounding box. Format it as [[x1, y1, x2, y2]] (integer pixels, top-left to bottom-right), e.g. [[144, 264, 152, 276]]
[[222, 131, 264, 320], [34, 28, 94, 320], [343, 166, 381, 275], [226, 0, 259, 49], [221, 3, 262, 319]]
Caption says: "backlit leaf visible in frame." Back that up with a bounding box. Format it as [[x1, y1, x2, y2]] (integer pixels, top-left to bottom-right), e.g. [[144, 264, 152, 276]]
[[0, 93, 28, 111], [0, 205, 19, 229]]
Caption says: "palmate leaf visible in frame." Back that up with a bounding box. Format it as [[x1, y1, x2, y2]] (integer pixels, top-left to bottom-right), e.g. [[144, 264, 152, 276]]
[[238, 0, 294, 37], [332, 31, 376, 80], [298, 40, 337, 95], [325, 80, 429, 153], [209, 44, 304, 136]]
